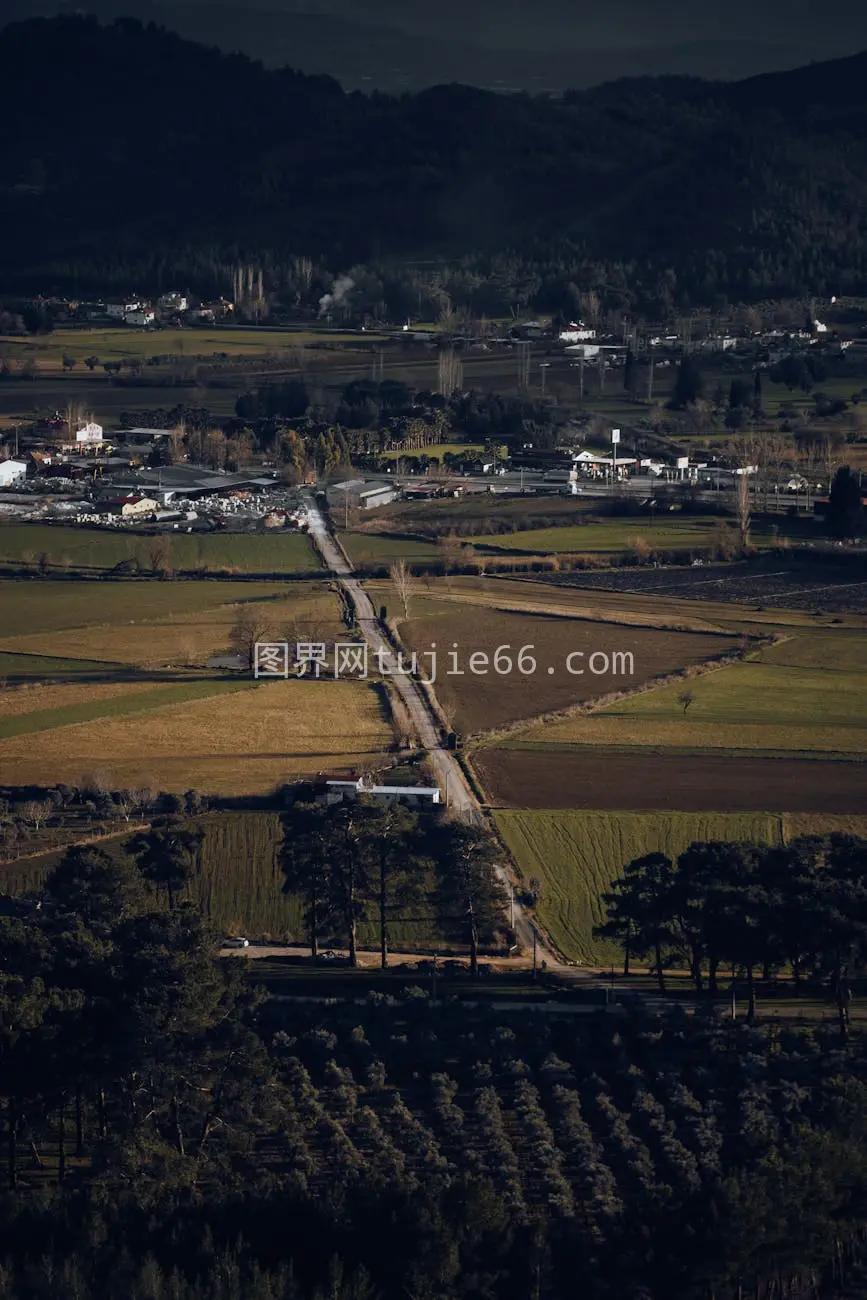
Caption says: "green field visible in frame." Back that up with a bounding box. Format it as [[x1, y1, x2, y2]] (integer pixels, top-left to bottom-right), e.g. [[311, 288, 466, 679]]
[[0, 579, 293, 638], [0, 326, 383, 365], [471, 517, 763, 556], [339, 530, 442, 566], [0, 810, 450, 948], [494, 809, 784, 965], [526, 629, 867, 758], [0, 526, 320, 574]]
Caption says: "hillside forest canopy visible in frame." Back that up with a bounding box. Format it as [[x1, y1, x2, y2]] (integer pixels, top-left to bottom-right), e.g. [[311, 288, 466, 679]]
[[2, 16, 867, 307], [7, 822, 867, 1297]]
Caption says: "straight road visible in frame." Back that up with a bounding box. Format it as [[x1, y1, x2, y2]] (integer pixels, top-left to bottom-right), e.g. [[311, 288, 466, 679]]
[[301, 491, 561, 967]]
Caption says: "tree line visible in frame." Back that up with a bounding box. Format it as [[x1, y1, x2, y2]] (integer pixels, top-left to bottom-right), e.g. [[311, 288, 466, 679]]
[[596, 833, 867, 1035], [281, 795, 508, 972]]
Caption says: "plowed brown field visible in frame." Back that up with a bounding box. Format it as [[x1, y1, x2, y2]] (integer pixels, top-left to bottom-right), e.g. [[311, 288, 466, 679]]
[[398, 603, 738, 734], [473, 749, 867, 813]]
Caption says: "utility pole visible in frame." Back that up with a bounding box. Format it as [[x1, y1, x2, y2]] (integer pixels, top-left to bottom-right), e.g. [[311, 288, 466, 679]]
[[539, 361, 550, 396], [647, 358, 655, 403], [597, 351, 605, 393]]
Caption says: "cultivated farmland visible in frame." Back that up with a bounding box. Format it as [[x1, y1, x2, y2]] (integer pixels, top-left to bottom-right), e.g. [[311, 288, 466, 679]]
[[0, 810, 454, 949], [397, 597, 739, 734], [471, 517, 740, 556], [338, 530, 442, 568], [0, 525, 320, 575], [494, 809, 784, 965], [473, 749, 867, 813], [515, 629, 867, 758], [0, 678, 392, 794], [0, 581, 344, 667]]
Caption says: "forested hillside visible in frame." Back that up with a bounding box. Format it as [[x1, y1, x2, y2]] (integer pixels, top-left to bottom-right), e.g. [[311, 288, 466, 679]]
[[2, 16, 867, 304]]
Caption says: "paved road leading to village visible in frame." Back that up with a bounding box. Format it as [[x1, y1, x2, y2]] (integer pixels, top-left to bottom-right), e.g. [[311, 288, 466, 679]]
[[301, 491, 562, 968]]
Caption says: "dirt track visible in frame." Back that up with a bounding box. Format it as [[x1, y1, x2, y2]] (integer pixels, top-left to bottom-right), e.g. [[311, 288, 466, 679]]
[[473, 749, 867, 813]]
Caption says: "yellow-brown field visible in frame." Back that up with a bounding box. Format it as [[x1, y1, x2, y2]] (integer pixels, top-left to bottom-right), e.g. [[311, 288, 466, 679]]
[[0, 678, 392, 794], [0, 679, 156, 719]]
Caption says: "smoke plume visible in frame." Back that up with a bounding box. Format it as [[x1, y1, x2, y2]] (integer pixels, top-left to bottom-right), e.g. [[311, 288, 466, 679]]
[[318, 274, 355, 317]]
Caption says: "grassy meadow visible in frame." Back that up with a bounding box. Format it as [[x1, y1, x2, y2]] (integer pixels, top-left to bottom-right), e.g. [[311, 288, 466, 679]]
[[471, 517, 772, 556], [0, 525, 320, 575], [0, 326, 383, 367], [0, 583, 344, 668], [0, 577, 393, 793], [494, 809, 785, 965], [339, 530, 442, 567], [517, 629, 867, 759]]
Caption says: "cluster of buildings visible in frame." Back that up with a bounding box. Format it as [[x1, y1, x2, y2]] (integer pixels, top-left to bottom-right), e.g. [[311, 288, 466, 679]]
[[0, 417, 311, 529], [17, 291, 236, 330], [94, 292, 234, 328]]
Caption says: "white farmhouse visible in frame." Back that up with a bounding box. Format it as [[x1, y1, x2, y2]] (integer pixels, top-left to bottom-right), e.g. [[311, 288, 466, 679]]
[[106, 300, 141, 319], [76, 421, 104, 445], [0, 459, 28, 488], [157, 292, 188, 313], [125, 309, 156, 327]]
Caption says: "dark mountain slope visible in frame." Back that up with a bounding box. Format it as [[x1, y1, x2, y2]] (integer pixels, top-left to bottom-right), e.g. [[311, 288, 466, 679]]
[[2, 15, 867, 300]]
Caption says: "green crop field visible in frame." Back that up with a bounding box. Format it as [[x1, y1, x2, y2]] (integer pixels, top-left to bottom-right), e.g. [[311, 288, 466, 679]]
[[0, 526, 320, 574], [0, 326, 383, 366], [494, 809, 784, 965], [529, 630, 867, 758], [0, 579, 293, 638], [471, 517, 769, 556], [339, 530, 442, 566], [0, 810, 452, 948]]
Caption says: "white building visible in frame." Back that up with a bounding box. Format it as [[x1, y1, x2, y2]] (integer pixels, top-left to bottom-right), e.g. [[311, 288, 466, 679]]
[[106, 300, 141, 319], [121, 496, 159, 518], [0, 459, 28, 488], [559, 323, 597, 343], [157, 292, 188, 313], [125, 309, 156, 327], [359, 484, 397, 509], [76, 421, 104, 445], [565, 343, 601, 359], [325, 779, 440, 807]]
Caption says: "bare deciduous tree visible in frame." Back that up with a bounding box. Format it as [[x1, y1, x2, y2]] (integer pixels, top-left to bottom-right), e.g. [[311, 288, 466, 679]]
[[736, 472, 751, 548], [438, 347, 462, 397], [20, 799, 52, 829], [677, 690, 694, 716], [389, 560, 418, 620], [148, 534, 174, 577], [229, 606, 275, 670]]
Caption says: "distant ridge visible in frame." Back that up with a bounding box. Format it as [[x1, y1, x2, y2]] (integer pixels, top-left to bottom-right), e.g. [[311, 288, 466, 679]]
[[1, 14, 867, 301]]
